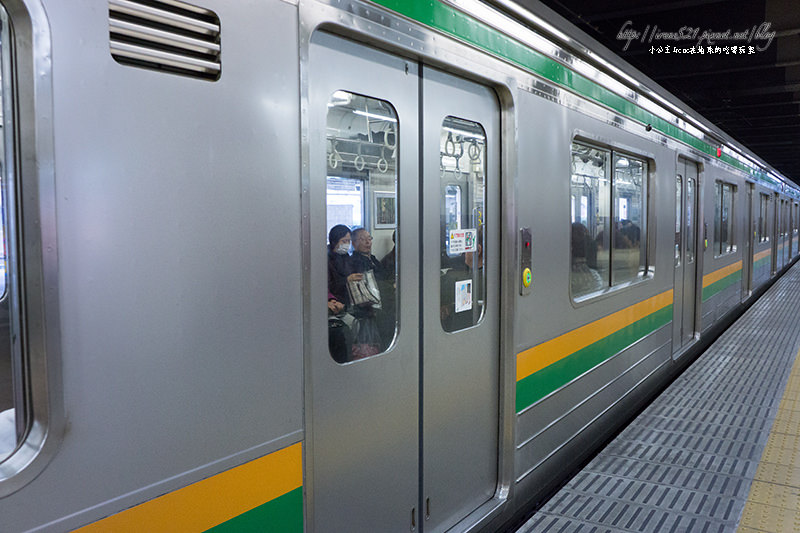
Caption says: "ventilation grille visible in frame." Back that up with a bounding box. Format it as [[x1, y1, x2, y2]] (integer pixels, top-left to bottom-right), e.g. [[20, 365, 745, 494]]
[[109, 0, 221, 81]]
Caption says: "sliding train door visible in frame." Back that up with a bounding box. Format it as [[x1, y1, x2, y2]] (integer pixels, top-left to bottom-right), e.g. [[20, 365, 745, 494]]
[[308, 32, 420, 532], [421, 66, 500, 532], [743, 183, 754, 298], [307, 33, 501, 532], [673, 158, 700, 355]]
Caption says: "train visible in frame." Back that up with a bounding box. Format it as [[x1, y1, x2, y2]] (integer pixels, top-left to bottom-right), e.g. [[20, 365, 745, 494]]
[[1, 0, 798, 531]]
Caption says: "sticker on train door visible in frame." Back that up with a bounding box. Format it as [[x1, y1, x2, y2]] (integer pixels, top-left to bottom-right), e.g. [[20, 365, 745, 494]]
[[449, 229, 477, 254], [455, 279, 473, 312]]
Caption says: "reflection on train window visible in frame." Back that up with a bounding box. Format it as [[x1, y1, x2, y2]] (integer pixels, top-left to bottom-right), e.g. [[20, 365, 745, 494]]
[[686, 177, 696, 263], [0, 6, 16, 464], [675, 176, 681, 267], [794, 203, 799, 238], [570, 142, 650, 300], [325, 91, 398, 363], [782, 200, 789, 239], [439, 116, 486, 332], [443, 184, 462, 256], [713, 181, 736, 256], [757, 193, 769, 243], [326, 176, 364, 233]]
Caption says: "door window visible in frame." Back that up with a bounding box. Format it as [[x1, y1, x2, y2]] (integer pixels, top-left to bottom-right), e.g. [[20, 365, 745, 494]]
[[439, 116, 486, 332], [325, 91, 398, 362], [686, 177, 696, 263], [675, 176, 681, 267]]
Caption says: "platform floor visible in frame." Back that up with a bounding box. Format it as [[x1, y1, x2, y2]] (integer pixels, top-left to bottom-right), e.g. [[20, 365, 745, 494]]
[[517, 260, 800, 533]]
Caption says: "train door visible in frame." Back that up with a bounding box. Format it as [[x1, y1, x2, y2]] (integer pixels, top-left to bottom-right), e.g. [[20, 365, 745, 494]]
[[673, 158, 699, 355], [784, 199, 791, 265], [421, 66, 500, 532], [772, 193, 779, 273], [307, 32, 501, 533], [743, 183, 754, 298]]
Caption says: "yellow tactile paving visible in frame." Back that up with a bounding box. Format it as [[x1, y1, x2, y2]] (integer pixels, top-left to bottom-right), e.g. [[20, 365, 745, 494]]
[[738, 346, 800, 533], [777, 399, 800, 413], [739, 501, 800, 532], [754, 462, 800, 487]]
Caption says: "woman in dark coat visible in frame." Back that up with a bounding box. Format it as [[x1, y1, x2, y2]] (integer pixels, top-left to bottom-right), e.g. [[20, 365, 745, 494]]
[[327, 224, 352, 363], [327, 224, 352, 309]]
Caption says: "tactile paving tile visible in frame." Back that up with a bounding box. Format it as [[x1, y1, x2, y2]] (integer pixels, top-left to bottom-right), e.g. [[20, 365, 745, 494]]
[[517, 262, 800, 532]]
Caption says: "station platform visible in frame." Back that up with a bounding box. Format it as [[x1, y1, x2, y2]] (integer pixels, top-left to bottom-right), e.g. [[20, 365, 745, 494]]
[[516, 260, 800, 533]]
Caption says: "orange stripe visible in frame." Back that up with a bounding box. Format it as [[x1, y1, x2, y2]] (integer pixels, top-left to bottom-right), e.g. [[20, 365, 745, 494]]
[[516, 290, 673, 382], [754, 248, 771, 262], [702, 260, 742, 288], [74, 442, 302, 533]]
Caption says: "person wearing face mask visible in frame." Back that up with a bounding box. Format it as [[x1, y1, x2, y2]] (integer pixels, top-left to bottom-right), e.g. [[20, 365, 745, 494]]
[[327, 224, 353, 310], [327, 224, 355, 363]]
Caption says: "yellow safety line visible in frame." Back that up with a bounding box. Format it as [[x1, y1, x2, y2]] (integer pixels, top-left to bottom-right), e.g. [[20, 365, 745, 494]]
[[702, 260, 742, 288], [73, 442, 303, 533], [516, 290, 673, 382], [738, 347, 800, 532]]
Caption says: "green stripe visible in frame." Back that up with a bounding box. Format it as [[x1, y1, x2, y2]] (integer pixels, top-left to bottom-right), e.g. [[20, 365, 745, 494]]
[[204, 487, 303, 533], [370, 0, 773, 184], [701, 270, 742, 301], [754, 254, 771, 268], [516, 305, 672, 413]]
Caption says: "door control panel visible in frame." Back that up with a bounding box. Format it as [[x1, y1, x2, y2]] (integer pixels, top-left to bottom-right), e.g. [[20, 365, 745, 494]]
[[520, 227, 532, 295]]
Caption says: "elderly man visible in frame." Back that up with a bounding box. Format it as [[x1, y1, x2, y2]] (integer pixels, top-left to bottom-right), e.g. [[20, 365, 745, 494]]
[[349, 227, 387, 278]]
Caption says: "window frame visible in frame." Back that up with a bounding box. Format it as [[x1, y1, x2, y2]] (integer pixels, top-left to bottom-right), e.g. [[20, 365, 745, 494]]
[[569, 139, 654, 304], [713, 180, 737, 257], [757, 193, 770, 244], [0, 0, 64, 496], [324, 90, 400, 363]]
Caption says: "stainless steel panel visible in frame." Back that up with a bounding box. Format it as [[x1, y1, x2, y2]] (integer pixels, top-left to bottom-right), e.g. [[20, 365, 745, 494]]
[[515, 340, 672, 490], [516, 327, 671, 451], [307, 31, 419, 533], [0, 0, 64, 500], [2, 0, 306, 528], [421, 66, 500, 533]]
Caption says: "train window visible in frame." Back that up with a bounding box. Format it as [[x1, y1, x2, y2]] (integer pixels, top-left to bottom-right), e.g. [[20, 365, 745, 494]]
[[439, 116, 486, 332], [783, 200, 789, 238], [570, 144, 610, 299], [675, 176, 681, 267], [611, 154, 646, 285], [758, 193, 769, 243], [713, 181, 736, 256], [570, 142, 650, 301], [325, 91, 398, 363], [326, 176, 364, 233], [444, 184, 463, 256], [686, 177, 696, 263]]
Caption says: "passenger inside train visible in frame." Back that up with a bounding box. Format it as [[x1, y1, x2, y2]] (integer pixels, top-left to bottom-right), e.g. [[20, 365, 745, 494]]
[[325, 90, 399, 364], [326, 225, 396, 363]]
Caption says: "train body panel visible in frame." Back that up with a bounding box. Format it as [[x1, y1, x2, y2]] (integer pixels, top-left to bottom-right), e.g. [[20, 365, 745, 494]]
[[1, 0, 305, 530], [0, 0, 798, 531]]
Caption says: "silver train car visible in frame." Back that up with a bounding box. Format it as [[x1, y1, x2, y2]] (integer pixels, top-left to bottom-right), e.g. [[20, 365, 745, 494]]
[[1, 0, 798, 531]]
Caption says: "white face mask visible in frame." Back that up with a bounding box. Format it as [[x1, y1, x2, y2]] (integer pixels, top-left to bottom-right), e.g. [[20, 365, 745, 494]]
[[335, 243, 350, 255]]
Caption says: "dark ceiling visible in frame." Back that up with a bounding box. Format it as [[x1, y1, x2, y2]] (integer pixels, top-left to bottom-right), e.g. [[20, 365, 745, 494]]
[[514, 0, 800, 185]]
